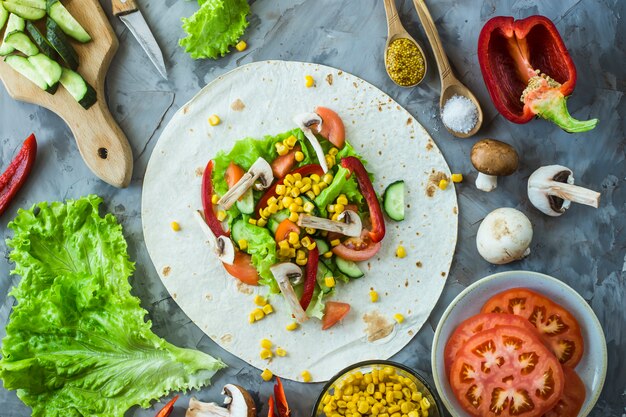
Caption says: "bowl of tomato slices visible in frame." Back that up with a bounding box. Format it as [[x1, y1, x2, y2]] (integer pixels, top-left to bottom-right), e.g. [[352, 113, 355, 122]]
[[431, 270, 607, 417]]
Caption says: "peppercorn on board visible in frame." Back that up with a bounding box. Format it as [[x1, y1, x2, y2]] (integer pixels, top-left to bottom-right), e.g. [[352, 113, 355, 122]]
[[142, 60, 458, 382]]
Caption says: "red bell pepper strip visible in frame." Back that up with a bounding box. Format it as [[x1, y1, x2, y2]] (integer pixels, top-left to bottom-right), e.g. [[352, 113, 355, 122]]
[[201, 159, 229, 237], [154, 395, 179, 417], [273, 377, 291, 417], [299, 246, 319, 311], [267, 395, 276, 417], [478, 15, 597, 133], [255, 164, 324, 217], [340, 157, 385, 243], [0, 133, 36, 217]]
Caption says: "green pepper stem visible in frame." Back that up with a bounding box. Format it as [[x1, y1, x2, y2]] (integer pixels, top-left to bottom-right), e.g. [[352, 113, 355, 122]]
[[527, 88, 598, 133]]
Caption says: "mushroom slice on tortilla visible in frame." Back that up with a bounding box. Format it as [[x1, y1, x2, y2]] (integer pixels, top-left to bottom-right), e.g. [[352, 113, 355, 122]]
[[528, 165, 600, 217], [186, 384, 256, 417], [293, 112, 329, 173], [193, 210, 235, 265], [470, 139, 519, 192], [270, 263, 308, 323], [297, 210, 362, 237], [218, 158, 274, 209]]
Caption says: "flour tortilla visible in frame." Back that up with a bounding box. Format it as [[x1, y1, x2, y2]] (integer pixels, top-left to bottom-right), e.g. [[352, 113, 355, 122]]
[[142, 60, 458, 382]]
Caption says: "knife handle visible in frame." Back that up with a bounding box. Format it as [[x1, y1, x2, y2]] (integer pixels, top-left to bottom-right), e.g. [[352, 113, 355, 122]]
[[112, 0, 138, 16]]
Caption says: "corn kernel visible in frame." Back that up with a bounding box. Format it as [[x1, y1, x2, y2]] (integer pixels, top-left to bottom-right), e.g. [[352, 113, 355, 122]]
[[211, 194, 220, 204], [324, 251, 333, 258], [248, 313, 255, 323], [261, 208, 270, 219], [301, 182, 312, 193], [257, 218, 267, 227], [438, 179, 448, 190], [263, 304, 274, 314], [325, 276, 336, 288], [329, 147, 339, 156], [408, 411, 419, 417], [170, 221, 181, 231], [451, 173, 463, 183], [305, 75, 315, 88], [288, 232, 300, 245], [253, 308, 265, 321], [296, 249, 306, 260], [420, 398, 430, 410], [303, 202, 315, 213], [286, 322, 298, 331], [358, 403, 370, 414], [305, 227, 316, 235], [261, 368, 273, 381], [301, 236, 312, 247], [289, 248, 296, 258], [276, 347, 287, 357], [307, 241, 317, 250], [217, 210, 227, 221], [301, 370, 312, 382], [337, 195, 348, 206], [260, 348, 273, 360], [268, 203, 279, 214], [296, 257, 308, 266], [394, 313, 405, 323], [292, 151, 305, 162], [388, 405, 400, 414], [335, 203, 345, 213], [331, 239, 341, 247], [208, 114, 221, 126], [289, 212, 299, 223], [276, 142, 289, 156], [331, 212, 341, 221], [370, 290, 379, 302], [254, 295, 266, 306], [396, 245, 406, 258], [238, 239, 248, 250], [312, 184, 321, 196], [291, 188, 301, 197], [293, 173, 302, 181], [323, 173, 334, 184], [260, 338, 273, 349], [275, 185, 286, 196], [286, 135, 297, 147]]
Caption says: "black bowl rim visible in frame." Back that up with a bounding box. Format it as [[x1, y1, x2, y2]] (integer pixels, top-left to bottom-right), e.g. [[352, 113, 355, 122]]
[[310, 360, 444, 417]]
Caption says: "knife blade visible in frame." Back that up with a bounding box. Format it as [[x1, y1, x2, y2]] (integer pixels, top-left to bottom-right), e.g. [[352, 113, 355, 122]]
[[112, 0, 167, 79]]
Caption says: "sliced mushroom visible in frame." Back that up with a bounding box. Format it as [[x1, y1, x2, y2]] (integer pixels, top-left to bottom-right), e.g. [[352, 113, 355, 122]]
[[186, 384, 256, 417], [476, 208, 533, 265], [528, 165, 600, 217], [297, 210, 362, 237], [470, 139, 519, 192], [293, 112, 329, 173], [193, 210, 235, 265], [270, 263, 308, 323], [218, 158, 274, 209]]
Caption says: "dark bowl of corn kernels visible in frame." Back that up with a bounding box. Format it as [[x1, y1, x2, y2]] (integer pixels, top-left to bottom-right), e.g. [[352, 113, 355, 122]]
[[312, 360, 443, 417]]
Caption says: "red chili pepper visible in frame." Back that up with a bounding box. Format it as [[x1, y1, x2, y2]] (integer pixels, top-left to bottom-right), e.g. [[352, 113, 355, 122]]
[[255, 164, 324, 217], [154, 395, 179, 417], [267, 395, 276, 417], [0, 133, 36, 217], [478, 15, 597, 133], [340, 157, 385, 243], [201, 159, 228, 237], [299, 246, 319, 311], [273, 377, 290, 417]]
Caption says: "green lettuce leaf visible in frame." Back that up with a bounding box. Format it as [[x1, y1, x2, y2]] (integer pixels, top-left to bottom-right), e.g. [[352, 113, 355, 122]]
[[0, 196, 226, 417], [180, 0, 250, 59], [231, 218, 279, 293]]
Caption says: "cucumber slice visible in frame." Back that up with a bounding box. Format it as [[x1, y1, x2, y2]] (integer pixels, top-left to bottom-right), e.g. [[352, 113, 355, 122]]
[[236, 189, 254, 214], [1, 2, 45, 19], [0, 4, 8, 30], [29, 53, 61, 93], [314, 238, 330, 255], [5, 31, 38, 55], [0, 13, 25, 56], [5, 55, 50, 92], [59, 68, 96, 109], [26, 22, 56, 58], [335, 257, 364, 279], [383, 180, 405, 221], [270, 209, 290, 224], [47, 0, 91, 43], [46, 17, 78, 70], [267, 218, 280, 234], [10, 0, 44, 9]]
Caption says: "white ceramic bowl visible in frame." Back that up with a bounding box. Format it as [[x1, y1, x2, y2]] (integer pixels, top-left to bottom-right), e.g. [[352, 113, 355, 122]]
[[431, 271, 607, 417]]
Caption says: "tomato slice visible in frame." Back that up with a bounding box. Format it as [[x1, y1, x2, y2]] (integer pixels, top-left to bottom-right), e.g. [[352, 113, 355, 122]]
[[223, 251, 259, 286], [542, 367, 585, 417], [225, 162, 245, 188], [322, 301, 350, 330], [481, 288, 584, 367], [275, 219, 299, 242], [314, 106, 345, 149], [271, 145, 300, 179], [449, 325, 564, 417], [444, 313, 543, 375], [332, 230, 381, 261]]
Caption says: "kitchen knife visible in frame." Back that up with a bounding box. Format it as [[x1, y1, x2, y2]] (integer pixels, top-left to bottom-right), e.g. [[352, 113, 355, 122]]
[[112, 0, 167, 79]]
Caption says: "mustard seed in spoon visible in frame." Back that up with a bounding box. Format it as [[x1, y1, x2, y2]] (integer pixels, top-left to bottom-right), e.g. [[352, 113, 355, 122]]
[[385, 38, 426, 86]]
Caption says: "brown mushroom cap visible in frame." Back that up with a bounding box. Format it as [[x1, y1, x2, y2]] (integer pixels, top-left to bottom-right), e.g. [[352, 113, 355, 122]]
[[470, 139, 519, 176]]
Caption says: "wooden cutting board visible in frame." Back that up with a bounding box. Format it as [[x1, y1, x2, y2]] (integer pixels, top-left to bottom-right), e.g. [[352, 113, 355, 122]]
[[0, 0, 132, 188]]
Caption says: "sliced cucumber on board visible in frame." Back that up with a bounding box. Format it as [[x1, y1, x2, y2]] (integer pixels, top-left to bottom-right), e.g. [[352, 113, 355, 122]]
[[1, 2, 45, 20], [335, 257, 364, 278], [59, 68, 96, 109], [0, 3, 8, 29], [26, 21, 56, 58], [5, 55, 52, 92], [5, 31, 38, 55], [46, 0, 90, 43], [383, 180, 405, 221], [29, 53, 61, 93], [46, 17, 78, 70], [0, 13, 25, 56]]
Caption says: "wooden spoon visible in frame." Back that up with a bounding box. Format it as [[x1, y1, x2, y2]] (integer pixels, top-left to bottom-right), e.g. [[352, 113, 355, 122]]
[[382, 0, 427, 87], [0, 0, 133, 187], [412, 0, 483, 138]]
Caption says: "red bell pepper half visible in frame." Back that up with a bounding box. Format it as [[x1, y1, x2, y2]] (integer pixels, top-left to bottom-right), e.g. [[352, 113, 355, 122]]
[[0, 133, 37, 216], [201, 159, 229, 237], [340, 157, 385, 243], [154, 395, 179, 417], [299, 246, 319, 311], [478, 15, 597, 133]]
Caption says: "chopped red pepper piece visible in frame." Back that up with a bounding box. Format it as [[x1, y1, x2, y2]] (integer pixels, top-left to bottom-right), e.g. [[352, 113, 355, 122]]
[[0, 133, 36, 217], [299, 246, 319, 311], [273, 377, 290, 417], [340, 157, 385, 243], [267, 395, 276, 417], [478, 15, 597, 133], [255, 164, 324, 217], [201, 159, 229, 237], [154, 395, 179, 417]]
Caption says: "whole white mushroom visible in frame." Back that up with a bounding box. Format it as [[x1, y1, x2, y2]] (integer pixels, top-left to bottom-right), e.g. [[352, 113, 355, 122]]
[[476, 208, 533, 265]]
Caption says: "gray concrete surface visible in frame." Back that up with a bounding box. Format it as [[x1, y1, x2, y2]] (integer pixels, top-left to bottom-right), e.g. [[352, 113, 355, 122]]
[[0, 0, 624, 415]]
